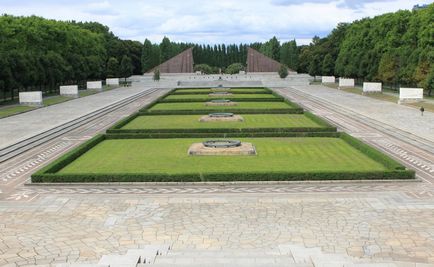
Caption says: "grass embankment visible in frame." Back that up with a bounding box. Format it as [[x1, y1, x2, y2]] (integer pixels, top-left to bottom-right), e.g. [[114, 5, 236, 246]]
[[122, 114, 323, 130], [164, 94, 278, 100], [149, 102, 293, 111], [174, 88, 268, 94], [58, 137, 387, 175]]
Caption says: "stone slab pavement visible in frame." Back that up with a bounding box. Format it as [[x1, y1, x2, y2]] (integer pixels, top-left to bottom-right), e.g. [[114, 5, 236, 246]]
[[291, 85, 434, 143], [0, 84, 157, 150]]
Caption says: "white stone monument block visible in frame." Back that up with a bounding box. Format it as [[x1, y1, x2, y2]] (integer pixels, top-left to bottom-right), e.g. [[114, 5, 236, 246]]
[[399, 88, 424, 104], [363, 82, 382, 93], [106, 78, 119, 86], [338, 78, 355, 88], [322, 76, 335, 83], [239, 71, 246, 75], [195, 71, 202, 75], [87, 81, 103, 90], [19, 91, 43, 106], [59, 85, 78, 98]]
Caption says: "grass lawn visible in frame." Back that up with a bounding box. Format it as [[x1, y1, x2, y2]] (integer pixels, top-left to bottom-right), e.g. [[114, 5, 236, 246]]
[[43, 96, 73, 106], [174, 88, 269, 94], [79, 90, 98, 97], [58, 137, 387, 175], [149, 101, 294, 111], [164, 94, 278, 100], [0, 105, 36, 118], [122, 114, 324, 130]]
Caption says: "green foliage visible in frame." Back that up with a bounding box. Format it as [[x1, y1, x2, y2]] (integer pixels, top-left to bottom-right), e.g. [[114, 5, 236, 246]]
[[194, 64, 214, 74], [260, 36, 280, 61], [120, 55, 133, 80], [321, 54, 334, 76], [225, 63, 245, 74], [153, 68, 160, 81], [278, 65, 289, 78], [106, 57, 119, 78], [280, 40, 299, 71], [377, 51, 399, 84], [32, 136, 413, 183]]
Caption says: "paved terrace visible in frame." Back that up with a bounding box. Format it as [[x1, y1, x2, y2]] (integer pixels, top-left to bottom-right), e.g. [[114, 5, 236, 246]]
[[290, 85, 434, 143], [0, 82, 433, 266], [0, 84, 159, 150]]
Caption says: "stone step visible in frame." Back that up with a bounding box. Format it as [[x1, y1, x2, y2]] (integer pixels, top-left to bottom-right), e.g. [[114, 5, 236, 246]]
[[154, 256, 300, 265], [97, 254, 140, 267], [150, 263, 313, 267]]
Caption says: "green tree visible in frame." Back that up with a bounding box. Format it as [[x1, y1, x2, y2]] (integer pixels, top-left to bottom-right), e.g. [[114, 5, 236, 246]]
[[377, 52, 399, 87], [120, 55, 133, 82], [153, 68, 160, 81], [322, 54, 334, 75], [106, 57, 119, 78], [278, 65, 288, 78], [225, 63, 245, 74], [141, 39, 153, 73], [160, 36, 172, 62]]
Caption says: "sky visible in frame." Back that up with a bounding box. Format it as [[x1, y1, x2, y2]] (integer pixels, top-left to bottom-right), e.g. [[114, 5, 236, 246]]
[[0, 0, 432, 45]]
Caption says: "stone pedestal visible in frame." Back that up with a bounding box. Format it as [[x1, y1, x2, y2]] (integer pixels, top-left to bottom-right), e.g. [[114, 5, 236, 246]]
[[60, 85, 78, 98], [209, 92, 233, 97], [19, 91, 43, 106], [199, 115, 244, 122], [188, 142, 256, 156], [205, 101, 237, 106]]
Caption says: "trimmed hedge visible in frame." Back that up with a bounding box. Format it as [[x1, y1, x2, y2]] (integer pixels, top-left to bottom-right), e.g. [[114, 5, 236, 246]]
[[105, 132, 341, 139], [32, 134, 106, 180], [31, 133, 415, 183], [158, 98, 284, 103], [141, 109, 304, 115], [107, 127, 337, 134], [171, 91, 272, 95], [32, 170, 414, 183], [341, 133, 406, 171]]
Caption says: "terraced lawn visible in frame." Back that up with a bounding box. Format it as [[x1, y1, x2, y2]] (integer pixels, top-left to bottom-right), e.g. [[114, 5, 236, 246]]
[[59, 137, 387, 175], [121, 114, 324, 129], [0, 105, 36, 118], [164, 94, 278, 100], [149, 101, 294, 111], [174, 88, 269, 94]]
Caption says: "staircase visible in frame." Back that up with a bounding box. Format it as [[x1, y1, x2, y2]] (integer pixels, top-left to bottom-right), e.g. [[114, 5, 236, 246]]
[[53, 243, 434, 267]]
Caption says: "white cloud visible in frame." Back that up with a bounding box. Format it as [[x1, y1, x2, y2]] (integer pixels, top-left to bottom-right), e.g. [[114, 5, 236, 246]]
[[0, 0, 431, 45]]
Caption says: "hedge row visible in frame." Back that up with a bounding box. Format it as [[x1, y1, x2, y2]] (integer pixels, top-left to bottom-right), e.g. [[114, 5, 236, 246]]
[[341, 133, 406, 171], [32, 170, 414, 183], [158, 98, 284, 103], [109, 112, 140, 130], [32, 134, 106, 177], [141, 108, 304, 115], [104, 132, 341, 139], [171, 91, 271, 95], [107, 127, 337, 134]]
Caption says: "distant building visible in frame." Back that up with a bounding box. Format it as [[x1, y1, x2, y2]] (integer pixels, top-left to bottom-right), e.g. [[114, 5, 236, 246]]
[[412, 4, 428, 11]]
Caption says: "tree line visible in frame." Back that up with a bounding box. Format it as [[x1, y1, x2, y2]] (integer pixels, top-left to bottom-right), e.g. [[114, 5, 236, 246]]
[[298, 3, 433, 95], [1, 4, 432, 103], [0, 15, 141, 102]]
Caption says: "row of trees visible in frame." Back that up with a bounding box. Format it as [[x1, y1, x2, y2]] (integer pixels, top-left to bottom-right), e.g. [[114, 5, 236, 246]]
[[298, 3, 433, 94], [0, 15, 140, 102]]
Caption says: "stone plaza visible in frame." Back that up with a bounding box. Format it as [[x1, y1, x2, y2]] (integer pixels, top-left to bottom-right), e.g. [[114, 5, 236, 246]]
[[1, 72, 434, 266]]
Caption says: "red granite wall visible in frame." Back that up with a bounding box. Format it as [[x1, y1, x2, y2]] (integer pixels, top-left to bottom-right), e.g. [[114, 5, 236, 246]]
[[151, 47, 194, 73], [247, 47, 282, 72]]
